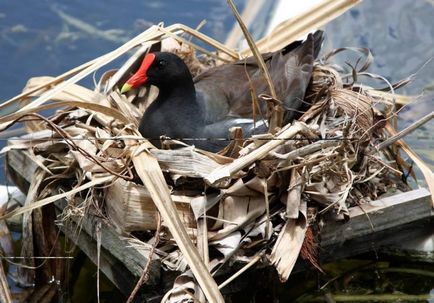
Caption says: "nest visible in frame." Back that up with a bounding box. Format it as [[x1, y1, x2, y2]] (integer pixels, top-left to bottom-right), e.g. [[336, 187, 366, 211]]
[[2, 18, 433, 303]]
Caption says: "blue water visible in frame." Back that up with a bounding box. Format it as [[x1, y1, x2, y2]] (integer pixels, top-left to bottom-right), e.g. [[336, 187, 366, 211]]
[[323, 0, 434, 171], [0, 0, 247, 100], [325, 0, 434, 97]]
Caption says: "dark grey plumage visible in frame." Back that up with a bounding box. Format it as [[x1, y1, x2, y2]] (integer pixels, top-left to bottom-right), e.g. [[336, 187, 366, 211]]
[[136, 31, 324, 151]]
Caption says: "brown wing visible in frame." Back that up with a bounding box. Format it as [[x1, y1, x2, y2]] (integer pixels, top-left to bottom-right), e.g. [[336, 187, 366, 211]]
[[194, 30, 324, 124]]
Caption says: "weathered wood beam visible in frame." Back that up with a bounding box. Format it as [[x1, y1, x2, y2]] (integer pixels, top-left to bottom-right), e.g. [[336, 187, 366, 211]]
[[6, 148, 160, 289], [58, 214, 137, 294], [321, 188, 432, 247]]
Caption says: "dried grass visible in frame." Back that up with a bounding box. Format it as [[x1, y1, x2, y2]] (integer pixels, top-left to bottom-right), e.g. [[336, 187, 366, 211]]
[[2, 3, 432, 301]]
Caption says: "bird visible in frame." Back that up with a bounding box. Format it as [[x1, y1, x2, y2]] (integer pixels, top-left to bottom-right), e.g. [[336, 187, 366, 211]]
[[121, 31, 324, 152]]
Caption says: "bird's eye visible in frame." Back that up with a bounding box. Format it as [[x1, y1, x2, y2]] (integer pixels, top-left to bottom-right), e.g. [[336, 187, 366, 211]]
[[157, 60, 167, 69]]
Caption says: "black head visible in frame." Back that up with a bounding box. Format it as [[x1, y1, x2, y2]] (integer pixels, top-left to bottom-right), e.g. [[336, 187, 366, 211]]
[[121, 52, 193, 92]]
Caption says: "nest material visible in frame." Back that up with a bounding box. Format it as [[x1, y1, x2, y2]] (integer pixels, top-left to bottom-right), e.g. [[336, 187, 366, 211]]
[[3, 21, 432, 302], [8, 51, 409, 270], [105, 178, 196, 233]]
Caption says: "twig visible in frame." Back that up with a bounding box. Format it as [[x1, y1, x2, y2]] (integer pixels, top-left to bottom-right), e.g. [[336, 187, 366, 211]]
[[0, 257, 12, 303], [277, 152, 339, 172], [18, 113, 134, 180], [367, 155, 403, 176], [376, 111, 434, 151], [96, 221, 101, 303], [218, 250, 264, 290], [278, 140, 340, 161], [126, 212, 162, 303]]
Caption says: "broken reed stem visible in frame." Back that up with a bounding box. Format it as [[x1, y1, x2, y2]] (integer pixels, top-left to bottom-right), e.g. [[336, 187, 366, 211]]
[[240, 0, 361, 56], [130, 144, 224, 303], [376, 111, 434, 151], [226, 0, 281, 132], [126, 212, 162, 303], [0, 259, 12, 303], [226, 0, 276, 98], [96, 221, 102, 303], [218, 251, 264, 290], [197, 218, 210, 266]]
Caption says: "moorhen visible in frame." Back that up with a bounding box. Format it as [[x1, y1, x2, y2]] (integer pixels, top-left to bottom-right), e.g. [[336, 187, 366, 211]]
[[121, 31, 324, 152]]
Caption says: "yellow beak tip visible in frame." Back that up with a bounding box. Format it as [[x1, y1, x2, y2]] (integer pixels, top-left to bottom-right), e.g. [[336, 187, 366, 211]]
[[121, 83, 132, 94]]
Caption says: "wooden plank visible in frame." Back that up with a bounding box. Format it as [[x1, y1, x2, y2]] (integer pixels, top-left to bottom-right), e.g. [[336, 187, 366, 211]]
[[317, 217, 434, 264], [311, 188, 433, 264], [377, 219, 434, 262], [55, 199, 160, 282], [6, 148, 160, 288], [321, 188, 432, 247], [58, 213, 137, 294]]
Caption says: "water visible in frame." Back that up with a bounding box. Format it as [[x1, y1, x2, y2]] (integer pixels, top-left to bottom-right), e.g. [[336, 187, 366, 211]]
[[0, 0, 433, 301], [0, 0, 247, 100], [323, 0, 434, 121], [322, 0, 434, 172]]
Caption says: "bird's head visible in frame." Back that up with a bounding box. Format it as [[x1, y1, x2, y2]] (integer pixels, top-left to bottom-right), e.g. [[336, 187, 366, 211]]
[[121, 52, 191, 93]]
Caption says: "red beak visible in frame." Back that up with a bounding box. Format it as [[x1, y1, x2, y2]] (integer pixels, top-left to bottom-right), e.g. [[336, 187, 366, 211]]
[[121, 53, 156, 93]]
